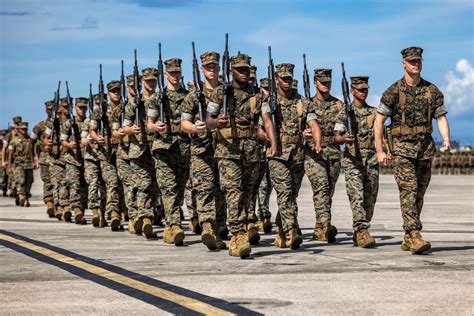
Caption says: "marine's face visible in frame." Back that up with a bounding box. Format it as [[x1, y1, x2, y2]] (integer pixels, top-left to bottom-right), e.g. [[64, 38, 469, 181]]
[[108, 88, 121, 103], [351, 87, 368, 101], [277, 75, 292, 91], [315, 80, 331, 93], [142, 79, 157, 91], [76, 106, 87, 117], [127, 85, 136, 97], [165, 71, 181, 85], [403, 58, 422, 75], [232, 66, 250, 83], [202, 63, 219, 80]]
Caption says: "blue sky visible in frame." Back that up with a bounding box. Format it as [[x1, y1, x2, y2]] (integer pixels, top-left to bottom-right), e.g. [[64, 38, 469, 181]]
[[1, 0, 473, 144]]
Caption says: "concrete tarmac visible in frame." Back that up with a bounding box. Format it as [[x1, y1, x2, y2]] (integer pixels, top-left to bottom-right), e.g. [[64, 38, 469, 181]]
[[0, 173, 473, 315]]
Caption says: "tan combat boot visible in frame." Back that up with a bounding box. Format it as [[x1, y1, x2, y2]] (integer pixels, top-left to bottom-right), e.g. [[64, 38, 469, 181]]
[[400, 231, 412, 251], [55, 206, 63, 221], [142, 218, 154, 239], [110, 211, 121, 231], [313, 221, 325, 241], [163, 225, 173, 244], [201, 222, 217, 250], [324, 222, 338, 243], [409, 230, 431, 254], [133, 217, 143, 235], [18, 194, 26, 207], [171, 225, 185, 246], [46, 202, 55, 218], [73, 208, 83, 225], [25, 198, 30, 207], [247, 223, 260, 245], [189, 217, 202, 235], [287, 228, 303, 250], [99, 209, 108, 228], [228, 233, 251, 258], [128, 219, 136, 234], [274, 226, 287, 248], [256, 220, 264, 232], [91, 208, 100, 227], [354, 229, 375, 248], [62, 206, 72, 222], [262, 218, 272, 234]]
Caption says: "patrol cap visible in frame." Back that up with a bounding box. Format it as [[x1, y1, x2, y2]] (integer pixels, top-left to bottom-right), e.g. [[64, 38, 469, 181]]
[[200, 51, 220, 65], [260, 78, 269, 88], [12, 116, 22, 124], [126, 74, 136, 86], [142, 68, 158, 80], [350, 76, 370, 89], [75, 97, 89, 107], [107, 80, 121, 91], [401, 47, 423, 61], [44, 100, 54, 110], [292, 79, 298, 90], [19, 122, 28, 129], [249, 66, 257, 79], [93, 93, 108, 104], [165, 58, 182, 72], [230, 53, 251, 68], [0, 129, 7, 136], [60, 97, 72, 107], [276, 63, 294, 78], [314, 68, 332, 82]]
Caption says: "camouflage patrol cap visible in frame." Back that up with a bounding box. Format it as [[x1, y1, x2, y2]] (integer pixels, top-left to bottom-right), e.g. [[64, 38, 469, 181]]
[[165, 58, 182, 72], [19, 122, 28, 129], [107, 80, 121, 91], [60, 96, 72, 107], [260, 78, 269, 88], [142, 68, 158, 80], [44, 100, 54, 110], [12, 116, 22, 124], [276, 63, 294, 78], [75, 97, 89, 107], [249, 66, 257, 79], [230, 53, 251, 68], [350, 76, 370, 89], [314, 68, 332, 82], [292, 79, 298, 90], [0, 129, 7, 136], [126, 74, 136, 86], [93, 93, 107, 104], [401, 47, 423, 60], [200, 51, 220, 65]]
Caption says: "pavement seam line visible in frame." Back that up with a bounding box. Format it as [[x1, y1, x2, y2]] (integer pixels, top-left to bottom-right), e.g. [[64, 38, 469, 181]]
[[0, 233, 235, 316]]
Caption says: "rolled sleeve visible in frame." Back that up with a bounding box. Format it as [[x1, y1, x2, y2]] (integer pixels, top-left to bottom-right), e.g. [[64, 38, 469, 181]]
[[111, 122, 120, 130], [147, 108, 159, 118], [377, 102, 392, 117], [206, 101, 220, 116], [306, 112, 318, 123], [60, 133, 69, 141], [80, 131, 88, 139], [123, 119, 133, 127], [30, 132, 38, 140], [334, 122, 347, 132], [181, 112, 194, 122], [261, 102, 271, 115], [90, 119, 98, 127], [44, 127, 52, 137]]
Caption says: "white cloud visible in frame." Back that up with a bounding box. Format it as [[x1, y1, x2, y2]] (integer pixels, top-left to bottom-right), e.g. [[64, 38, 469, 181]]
[[443, 59, 474, 116]]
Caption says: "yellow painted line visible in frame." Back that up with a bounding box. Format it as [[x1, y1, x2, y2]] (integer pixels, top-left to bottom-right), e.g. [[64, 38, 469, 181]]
[[0, 233, 235, 316]]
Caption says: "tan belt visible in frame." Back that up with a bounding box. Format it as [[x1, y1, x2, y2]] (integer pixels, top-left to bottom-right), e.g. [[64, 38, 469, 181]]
[[391, 125, 433, 136], [281, 134, 302, 145], [217, 127, 255, 141], [321, 135, 335, 145], [358, 140, 374, 149]]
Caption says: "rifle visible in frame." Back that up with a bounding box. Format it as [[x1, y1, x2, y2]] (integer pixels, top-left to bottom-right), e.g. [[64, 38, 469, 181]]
[[157, 43, 165, 123], [191, 41, 204, 122], [88, 83, 94, 116], [98, 64, 105, 137], [221, 33, 230, 117], [302, 54, 311, 99], [119, 60, 127, 127], [267, 46, 280, 151], [341, 62, 354, 135], [66, 81, 82, 161], [50, 81, 61, 142], [133, 49, 142, 127]]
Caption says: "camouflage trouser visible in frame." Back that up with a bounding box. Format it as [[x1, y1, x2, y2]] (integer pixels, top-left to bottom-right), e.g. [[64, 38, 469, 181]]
[[116, 157, 131, 215], [129, 150, 154, 219], [217, 157, 259, 234], [343, 153, 379, 231], [50, 161, 69, 207], [185, 176, 197, 220], [84, 159, 108, 212], [394, 155, 432, 231], [8, 168, 16, 195], [153, 144, 187, 226], [190, 151, 218, 226], [12, 164, 33, 197], [305, 152, 341, 223], [0, 165, 8, 193], [256, 160, 272, 220], [39, 163, 53, 204], [65, 162, 87, 210], [269, 158, 305, 233], [214, 165, 227, 227]]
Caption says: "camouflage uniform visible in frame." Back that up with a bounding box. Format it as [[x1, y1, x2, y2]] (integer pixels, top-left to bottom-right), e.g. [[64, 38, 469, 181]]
[[9, 123, 33, 205], [89, 94, 122, 221], [31, 109, 54, 206], [305, 69, 345, 237], [146, 60, 190, 229], [207, 54, 263, 237], [1, 130, 10, 196], [378, 49, 447, 233], [337, 77, 379, 234], [181, 52, 226, 230], [60, 98, 88, 222], [262, 64, 314, 242]]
